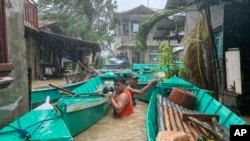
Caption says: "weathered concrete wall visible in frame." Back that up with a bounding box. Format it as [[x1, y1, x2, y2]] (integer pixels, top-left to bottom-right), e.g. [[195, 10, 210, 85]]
[[0, 0, 29, 128], [210, 5, 224, 29], [25, 28, 40, 80], [184, 4, 224, 91], [185, 5, 224, 39]]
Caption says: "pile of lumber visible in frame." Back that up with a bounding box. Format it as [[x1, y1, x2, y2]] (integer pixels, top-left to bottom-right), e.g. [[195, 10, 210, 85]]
[[156, 94, 230, 141]]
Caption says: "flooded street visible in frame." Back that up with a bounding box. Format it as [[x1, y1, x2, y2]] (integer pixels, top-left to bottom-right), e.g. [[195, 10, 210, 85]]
[[74, 100, 148, 141], [32, 78, 148, 141], [31, 77, 67, 89], [32, 78, 250, 141]]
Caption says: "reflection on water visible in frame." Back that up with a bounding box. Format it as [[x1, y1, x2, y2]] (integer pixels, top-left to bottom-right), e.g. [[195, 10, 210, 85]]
[[74, 100, 148, 141]]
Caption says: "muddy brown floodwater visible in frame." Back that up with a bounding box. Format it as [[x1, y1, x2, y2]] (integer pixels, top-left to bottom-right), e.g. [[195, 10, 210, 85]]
[[32, 78, 250, 141], [32, 77, 67, 89], [32, 78, 148, 141], [74, 100, 148, 141]]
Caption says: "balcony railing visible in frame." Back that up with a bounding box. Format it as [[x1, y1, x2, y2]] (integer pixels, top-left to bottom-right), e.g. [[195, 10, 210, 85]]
[[114, 33, 159, 49], [24, 0, 38, 28]]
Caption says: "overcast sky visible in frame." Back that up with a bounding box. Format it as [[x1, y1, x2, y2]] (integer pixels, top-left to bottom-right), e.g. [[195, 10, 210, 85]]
[[114, 0, 167, 12], [34, 0, 167, 12]]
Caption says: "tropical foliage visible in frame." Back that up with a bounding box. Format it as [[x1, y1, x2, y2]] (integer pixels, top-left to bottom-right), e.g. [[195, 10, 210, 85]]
[[135, 7, 183, 51], [37, 0, 117, 55], [158, 43, 175, 78], [135, 5, 212, 89], [157, 43, 189, 80], [182, 12, 209, 89]]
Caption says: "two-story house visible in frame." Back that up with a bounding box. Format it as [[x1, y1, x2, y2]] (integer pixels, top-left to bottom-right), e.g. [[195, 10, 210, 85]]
[[110, 4, 186, 67], [110, 5, 163, 66]]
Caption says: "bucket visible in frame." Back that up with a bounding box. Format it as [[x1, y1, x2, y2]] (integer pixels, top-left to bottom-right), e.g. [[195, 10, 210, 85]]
[[167, 87, 196, 109]]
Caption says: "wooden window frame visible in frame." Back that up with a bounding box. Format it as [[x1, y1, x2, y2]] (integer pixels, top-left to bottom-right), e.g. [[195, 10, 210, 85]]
[[0, 0, 13, 86], [0, 0, 8, 63]]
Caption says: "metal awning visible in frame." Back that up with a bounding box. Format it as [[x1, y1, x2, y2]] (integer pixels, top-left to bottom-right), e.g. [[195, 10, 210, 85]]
[[153, 13, 185, 40]]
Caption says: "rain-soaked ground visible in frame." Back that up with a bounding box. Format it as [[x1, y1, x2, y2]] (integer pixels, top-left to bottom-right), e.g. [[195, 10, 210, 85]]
[[32, 78, 250, 141]]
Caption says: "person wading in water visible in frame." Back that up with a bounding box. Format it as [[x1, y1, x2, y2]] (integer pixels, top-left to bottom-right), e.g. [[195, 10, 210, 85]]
[[108, 76, 133, 117], [126, 72, 157, 105]]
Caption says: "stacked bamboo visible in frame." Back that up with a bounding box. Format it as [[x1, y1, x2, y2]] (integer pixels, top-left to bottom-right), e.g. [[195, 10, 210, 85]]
[[156, 94, 230, 141]]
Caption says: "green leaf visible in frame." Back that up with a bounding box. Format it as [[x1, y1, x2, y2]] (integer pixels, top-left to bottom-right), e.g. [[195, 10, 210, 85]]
[[135, 7, 184, 51]]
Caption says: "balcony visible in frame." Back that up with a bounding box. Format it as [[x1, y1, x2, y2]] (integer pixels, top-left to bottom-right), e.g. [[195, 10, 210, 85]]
[[24, 0, 38, 28], [114, 33, 159, 49]]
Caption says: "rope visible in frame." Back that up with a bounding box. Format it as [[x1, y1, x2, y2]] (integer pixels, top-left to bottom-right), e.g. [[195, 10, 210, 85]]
[[0, 123, 31, 138], [0, 110, 60, 139]]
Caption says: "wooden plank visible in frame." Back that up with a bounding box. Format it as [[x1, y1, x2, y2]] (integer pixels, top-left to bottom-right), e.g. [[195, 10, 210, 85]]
[[188, 116, 229, 141], [181, 113, 219, 122]]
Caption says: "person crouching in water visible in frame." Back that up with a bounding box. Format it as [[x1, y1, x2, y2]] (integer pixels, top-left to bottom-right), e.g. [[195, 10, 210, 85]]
[[108, 76, 133, 117]]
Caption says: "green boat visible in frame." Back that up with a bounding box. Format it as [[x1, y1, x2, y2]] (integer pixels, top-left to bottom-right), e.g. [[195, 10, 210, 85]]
[[146, 76, 248, 141], [0, 96, 73, 141], [31, 78, 89, 109], [134, 76, 156, 102], [130, 63, 183, 102], [119, 68, 155, 102], [55, 71, 117, 136]]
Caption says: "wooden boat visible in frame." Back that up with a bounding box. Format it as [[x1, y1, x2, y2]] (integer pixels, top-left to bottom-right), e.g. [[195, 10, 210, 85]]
[[0, 96, 73, 141], [131, 63, 178, 102], [134, 78, 156, 102], [119, 68, 155, 102], [31, 78, 88, 109], [54, 71, 117, 136], [146, 75, 248, 141]]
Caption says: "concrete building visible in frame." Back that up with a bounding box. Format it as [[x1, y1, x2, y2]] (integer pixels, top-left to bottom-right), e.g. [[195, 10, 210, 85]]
[[110, 4, 186, 67], [0, 0, 102, 128], [110, 5, 163, 66], [0, 0, 29, 128]]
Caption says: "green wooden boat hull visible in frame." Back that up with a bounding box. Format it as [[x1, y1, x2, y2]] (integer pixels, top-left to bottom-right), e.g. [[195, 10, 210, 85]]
[[31, 87, 61, 108], [0, 97, 73, 141], [135, 82, 156, 102], [119, 69, 154, 102], [56, 95, 110, 136], [31, 79, 88, 109], [146, 76, 248, 141], [56, 71, 117, 136]]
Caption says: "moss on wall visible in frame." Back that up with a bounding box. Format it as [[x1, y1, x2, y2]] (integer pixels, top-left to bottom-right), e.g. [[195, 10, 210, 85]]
[[0, 0, 29, 128]]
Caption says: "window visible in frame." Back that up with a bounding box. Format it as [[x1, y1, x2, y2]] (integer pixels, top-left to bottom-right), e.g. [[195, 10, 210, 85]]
[[0, 0, 7, 63], [0, 0, 14, 86], [132, 23, 139, 33], [123, 23, 129, 33], [149, 50, 162, 61]]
